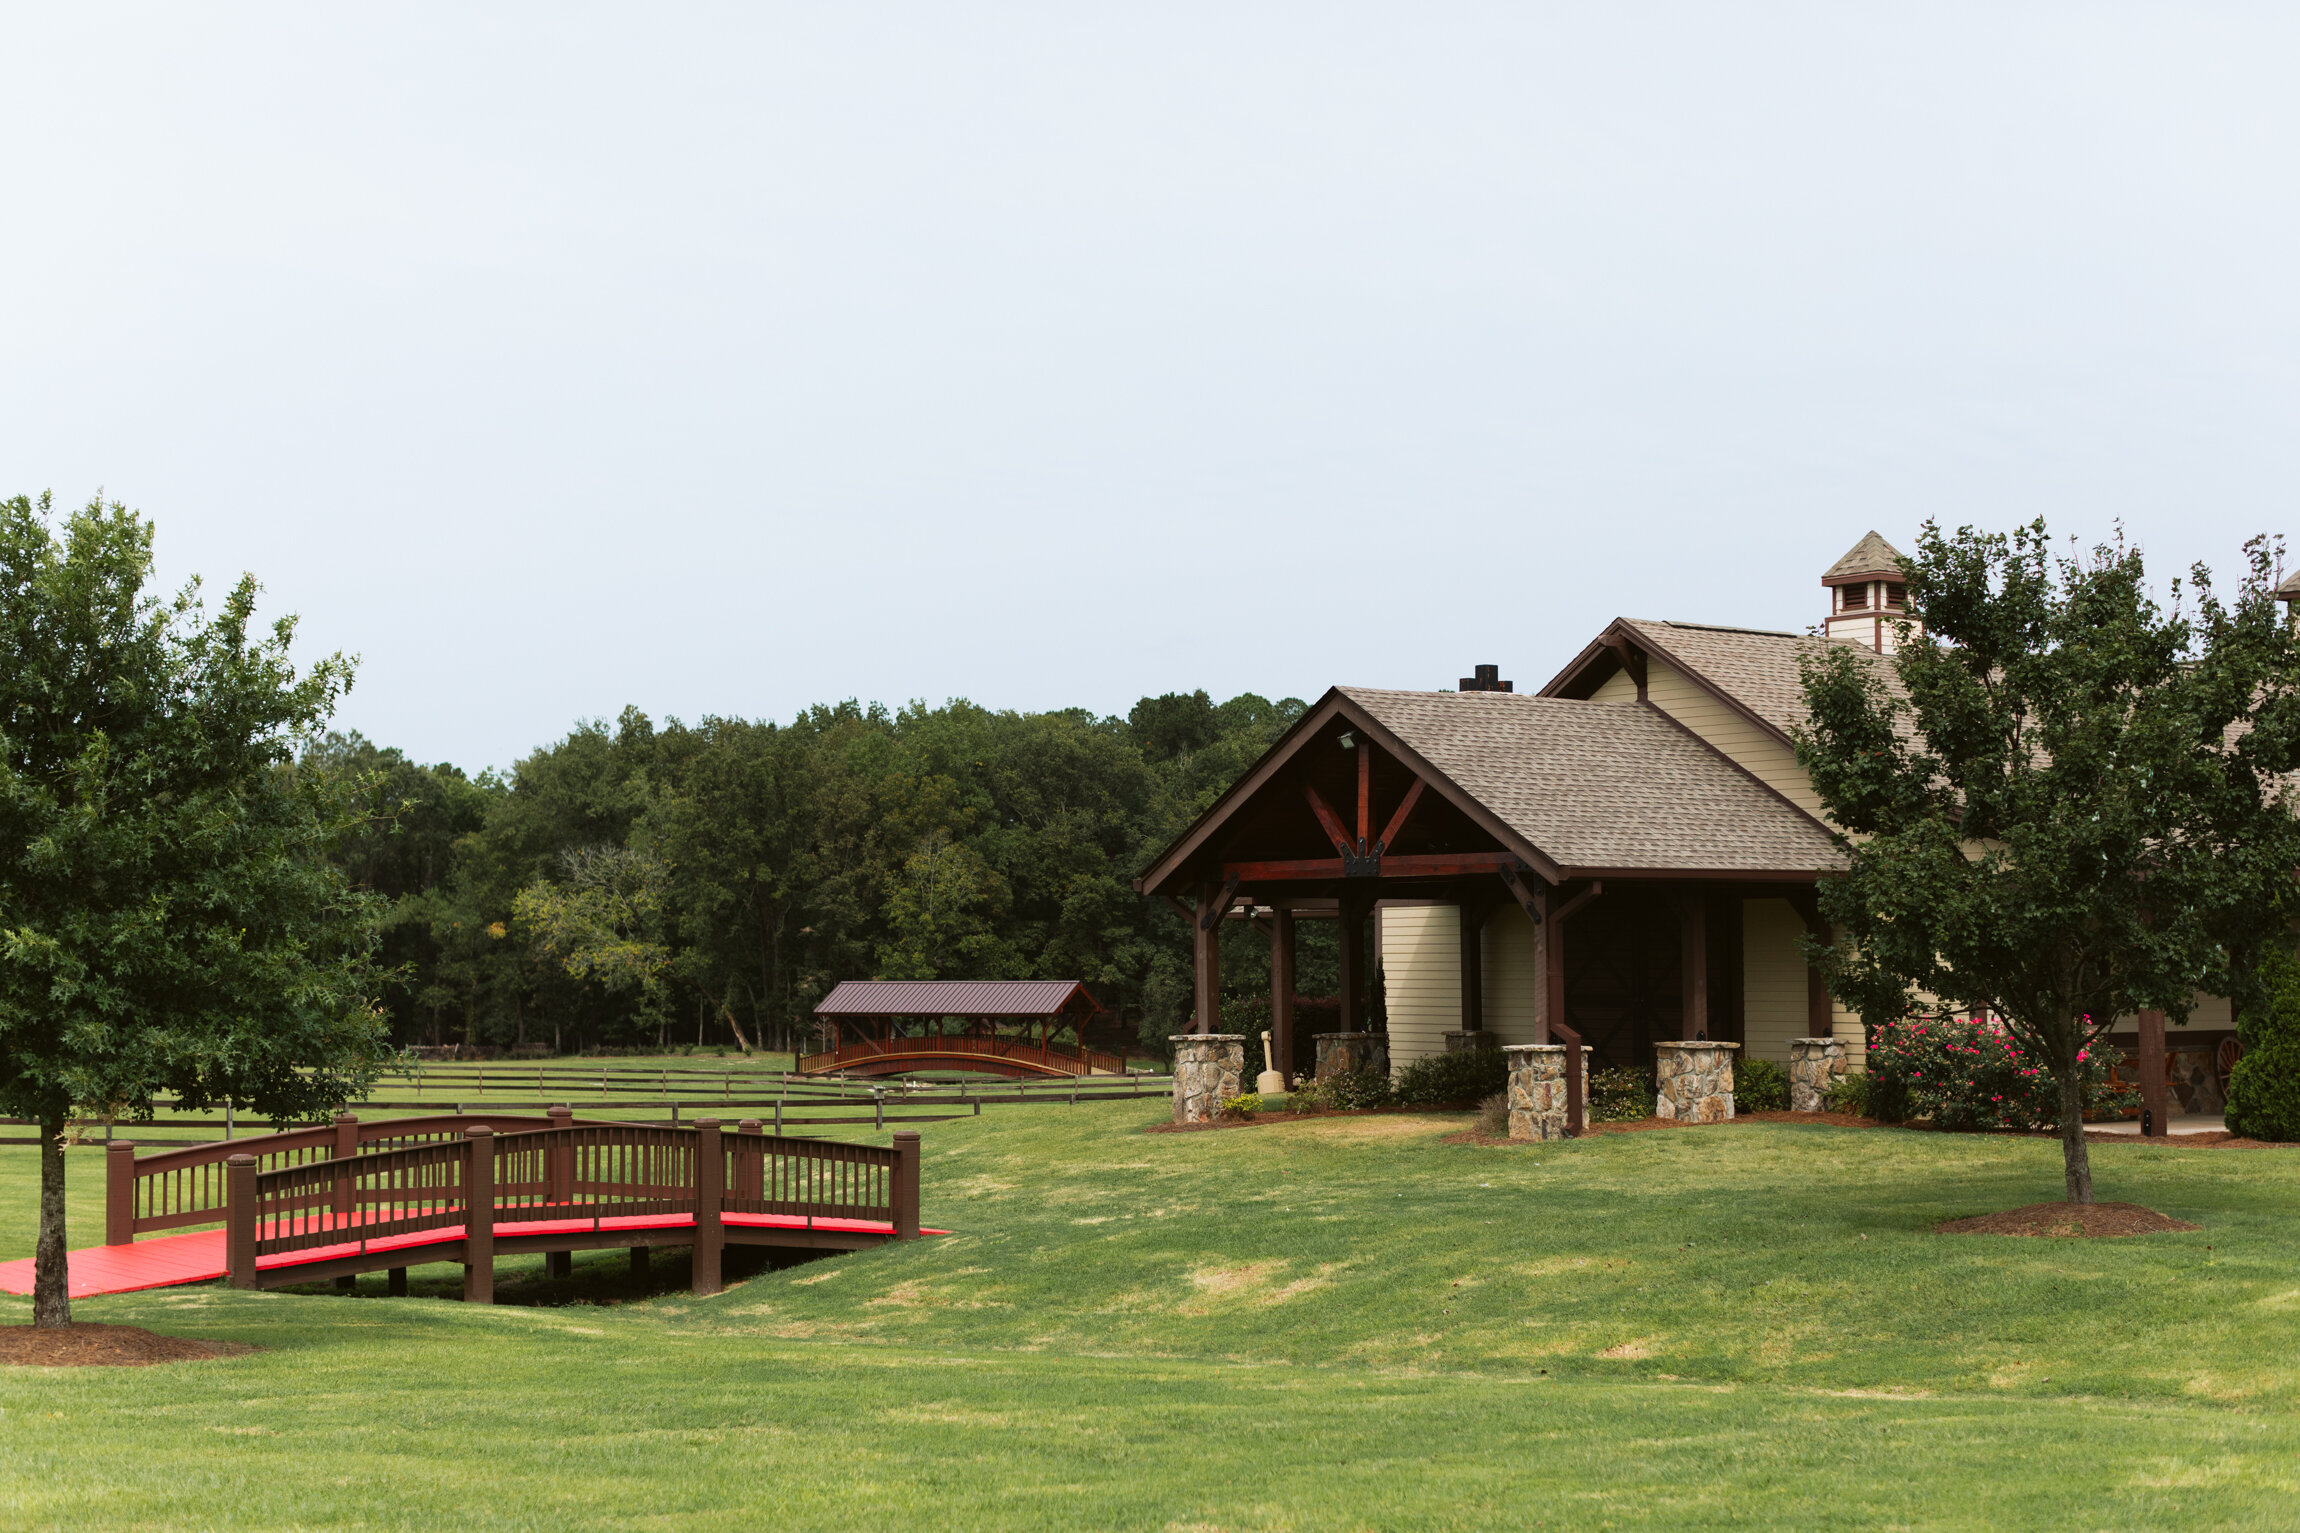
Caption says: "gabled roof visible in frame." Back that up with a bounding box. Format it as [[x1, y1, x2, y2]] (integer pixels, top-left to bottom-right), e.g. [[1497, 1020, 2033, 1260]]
[[814, 980, 1102, 1018], [1543, 616, 1898, 751], [1823, 530, 1906, 585], [1337, 688, 1844, 874], [2277, 567, 2300, 600]]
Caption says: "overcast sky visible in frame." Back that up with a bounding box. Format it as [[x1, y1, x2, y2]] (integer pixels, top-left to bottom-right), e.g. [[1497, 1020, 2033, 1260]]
[[6, 5, 2296, 771]]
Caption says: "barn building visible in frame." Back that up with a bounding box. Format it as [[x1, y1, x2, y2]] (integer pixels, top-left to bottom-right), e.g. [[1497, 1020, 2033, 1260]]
[[1135, 533, 2240, 1114]]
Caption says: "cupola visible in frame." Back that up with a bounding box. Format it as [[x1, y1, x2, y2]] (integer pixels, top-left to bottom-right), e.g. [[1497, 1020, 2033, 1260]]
[[1822, 531, 1918, 652]]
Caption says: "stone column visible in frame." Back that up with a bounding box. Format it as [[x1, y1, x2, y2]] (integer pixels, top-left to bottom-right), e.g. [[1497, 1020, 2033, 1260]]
[[1655, 1041, 1739, 1123], [1504, 1045, 1591, 1140], [1171, 1034, 1246, 1124], [1314, 1032, 1388, 1081], [1788, 1037, 1847, 1113]]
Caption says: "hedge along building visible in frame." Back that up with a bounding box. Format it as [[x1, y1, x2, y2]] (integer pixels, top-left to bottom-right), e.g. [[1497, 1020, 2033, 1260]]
[[1132, 536, 1913, 1097]]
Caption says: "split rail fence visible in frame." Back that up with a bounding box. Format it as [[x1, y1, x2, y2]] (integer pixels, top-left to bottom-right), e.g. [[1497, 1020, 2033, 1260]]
[[6, 1067, 1174, 1147]]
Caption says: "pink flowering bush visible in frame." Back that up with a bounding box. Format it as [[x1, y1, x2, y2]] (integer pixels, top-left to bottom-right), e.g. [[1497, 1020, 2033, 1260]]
[[1863, 1014, 2136, 1130]]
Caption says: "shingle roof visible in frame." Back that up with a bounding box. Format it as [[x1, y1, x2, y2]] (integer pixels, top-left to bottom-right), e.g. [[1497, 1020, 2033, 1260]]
[[1339, 687, 1845, 873], [815, 980, 1101, 1018], [1621, 619, 1821, 742], [1823, 531, 1906, 583], [2277, 568, 2300, 599]]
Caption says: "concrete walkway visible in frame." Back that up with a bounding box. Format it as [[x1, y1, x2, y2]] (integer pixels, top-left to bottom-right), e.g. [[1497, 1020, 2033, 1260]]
[[2089, 1113, 2225, 1137]]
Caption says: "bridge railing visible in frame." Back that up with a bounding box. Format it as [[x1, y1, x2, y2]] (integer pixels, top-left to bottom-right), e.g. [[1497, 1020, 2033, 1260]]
[[223, 1119, 923, 1298], [105, 1110, 605, 1245]]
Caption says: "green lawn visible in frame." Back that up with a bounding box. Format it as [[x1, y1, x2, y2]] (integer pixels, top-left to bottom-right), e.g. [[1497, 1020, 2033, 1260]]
[[4, 1104, 2296, 1529]]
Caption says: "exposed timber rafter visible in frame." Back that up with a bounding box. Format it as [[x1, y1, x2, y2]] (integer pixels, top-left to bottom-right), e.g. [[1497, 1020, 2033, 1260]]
[[1197, 873, 1242, 931], [1222, 851, 1528, 883]]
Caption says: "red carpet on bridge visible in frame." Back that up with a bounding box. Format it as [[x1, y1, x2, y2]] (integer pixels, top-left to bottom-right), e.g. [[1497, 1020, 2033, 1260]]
[[0, 1211, 946, 1300]]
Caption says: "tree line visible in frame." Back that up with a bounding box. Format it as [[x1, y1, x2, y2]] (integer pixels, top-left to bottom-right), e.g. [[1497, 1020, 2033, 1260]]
[[317, 689, 1339, 1058]]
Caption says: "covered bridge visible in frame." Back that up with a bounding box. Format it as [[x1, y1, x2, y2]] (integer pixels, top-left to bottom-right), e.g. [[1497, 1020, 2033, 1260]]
[[801, 980, 1118, 1079]]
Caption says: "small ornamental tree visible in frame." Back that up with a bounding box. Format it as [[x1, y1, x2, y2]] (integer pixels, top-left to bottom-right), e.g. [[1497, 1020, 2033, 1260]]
[[1796, 521, 2300, 1203], [2227, 946, 2300, 1142], [0, 494, 389, 1325]]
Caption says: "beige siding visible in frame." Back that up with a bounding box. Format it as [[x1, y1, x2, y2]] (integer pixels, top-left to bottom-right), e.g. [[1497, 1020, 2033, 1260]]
[[1487, 903, 1544, 1042], [1741, 899, 1806, 1063], [1589, 669, 1639, 704], [1379, 901, 1545, 1070], [1644, 658, 1829, 819], [1380, 903, 1458, 1067]]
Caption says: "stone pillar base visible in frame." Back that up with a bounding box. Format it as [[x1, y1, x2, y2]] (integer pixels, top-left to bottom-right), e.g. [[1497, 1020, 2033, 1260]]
[[1503, 1045, 1591, 1140], [1444, 1031, 1500, 1054], [1314, 1032, 1388, 1081], [1171, 1035, 1246, 1124], [1655, 1041, 1739, 1122], [1788, 1037, 1848, 1112]]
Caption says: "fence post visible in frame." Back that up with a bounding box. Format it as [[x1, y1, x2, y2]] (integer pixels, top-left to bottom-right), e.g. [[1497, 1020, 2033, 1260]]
[[226, 1154, 260, 1289], [331, 1113, 359, 1230], [462, 1127, 495, 1304], [105, 1140, 138, 1246], [893, 1129, 921, 1239], [693, 1119, 724, 1296]]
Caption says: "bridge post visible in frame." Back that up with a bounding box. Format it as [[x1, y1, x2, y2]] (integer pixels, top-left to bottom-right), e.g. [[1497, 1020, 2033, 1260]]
[[737, 1121, 764, 1203], [331, 1113, 359, 1230], [893, 1130, 921, 1239], [105, 1140, 137, 1246], [462, 1127, 495, 1304], [543, 1106, 576, 1279], [693, 1119, 723, 1296], [226, 1154, 259, 1289]]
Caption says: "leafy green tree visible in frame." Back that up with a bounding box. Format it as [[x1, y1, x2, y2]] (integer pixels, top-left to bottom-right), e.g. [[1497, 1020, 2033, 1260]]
[[1796, 521, 2300, 1202], [0, 494, 388, 1324], [513, 844, 701, 1045]]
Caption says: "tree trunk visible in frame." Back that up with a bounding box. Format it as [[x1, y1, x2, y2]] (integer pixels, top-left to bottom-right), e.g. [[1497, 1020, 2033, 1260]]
[[720, 1001, 756, 1055], [2058, 1066, 2094, 1204], [34, 1116, 71, 1328]]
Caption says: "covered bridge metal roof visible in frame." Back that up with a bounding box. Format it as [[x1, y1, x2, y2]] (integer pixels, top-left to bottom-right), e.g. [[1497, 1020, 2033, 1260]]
[[813, 980, 1103, 1019]]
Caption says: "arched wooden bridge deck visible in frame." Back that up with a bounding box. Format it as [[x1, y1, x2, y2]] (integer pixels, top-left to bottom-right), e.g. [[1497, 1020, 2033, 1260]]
[[0, 1112, 936, 1302], [798, 1037, 1124, 1079]]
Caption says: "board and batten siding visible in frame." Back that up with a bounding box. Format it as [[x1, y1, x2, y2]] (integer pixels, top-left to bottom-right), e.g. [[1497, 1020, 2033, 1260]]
[[1379, 902, 1543, 1070]]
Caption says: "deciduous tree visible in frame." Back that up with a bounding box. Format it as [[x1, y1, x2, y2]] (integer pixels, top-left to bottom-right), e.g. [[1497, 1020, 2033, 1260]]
[[0, 495, 387, 1324], [1797, 521, 2300, 1202]]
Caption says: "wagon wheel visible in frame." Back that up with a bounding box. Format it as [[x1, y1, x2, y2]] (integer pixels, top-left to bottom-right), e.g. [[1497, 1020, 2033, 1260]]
[[2217, 1037, 2243, 1094]]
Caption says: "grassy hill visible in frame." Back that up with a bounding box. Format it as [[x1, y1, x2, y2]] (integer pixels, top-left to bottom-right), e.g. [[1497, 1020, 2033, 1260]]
[[4, 1103, 2295, 1528]]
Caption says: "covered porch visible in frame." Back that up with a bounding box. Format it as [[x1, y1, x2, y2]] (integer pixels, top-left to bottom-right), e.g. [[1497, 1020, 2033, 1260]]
[[1136, 684, 1849, 1132]]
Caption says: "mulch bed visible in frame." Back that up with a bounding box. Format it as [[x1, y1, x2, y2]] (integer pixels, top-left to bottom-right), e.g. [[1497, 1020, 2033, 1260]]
[[1144, 1104, 1481, 1134], [1936, 1202, 2201, 1238], [0, 1323, 257, 1368]]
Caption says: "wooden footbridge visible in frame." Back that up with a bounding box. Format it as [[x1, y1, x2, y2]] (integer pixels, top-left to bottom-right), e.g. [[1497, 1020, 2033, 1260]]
[[801, 978, 1123, 1079], [0, 1110, 932, 1303]]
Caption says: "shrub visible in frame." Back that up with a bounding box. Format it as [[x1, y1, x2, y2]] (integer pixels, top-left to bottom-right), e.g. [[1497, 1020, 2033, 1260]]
[[1475, 1091, 1510, 1136], [1392, 1047, 1509, 1108], [1826, 1071, 1874, 1117], [2228, 947, 2300, 1141], [1736, 1057, 1789, 1113], [1588, 1066, 1651, 1123], [1218, 1092, 1261, 1121], [1863, 1014, 2135, 1130], [1319, 1067, 1395, 1110]]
